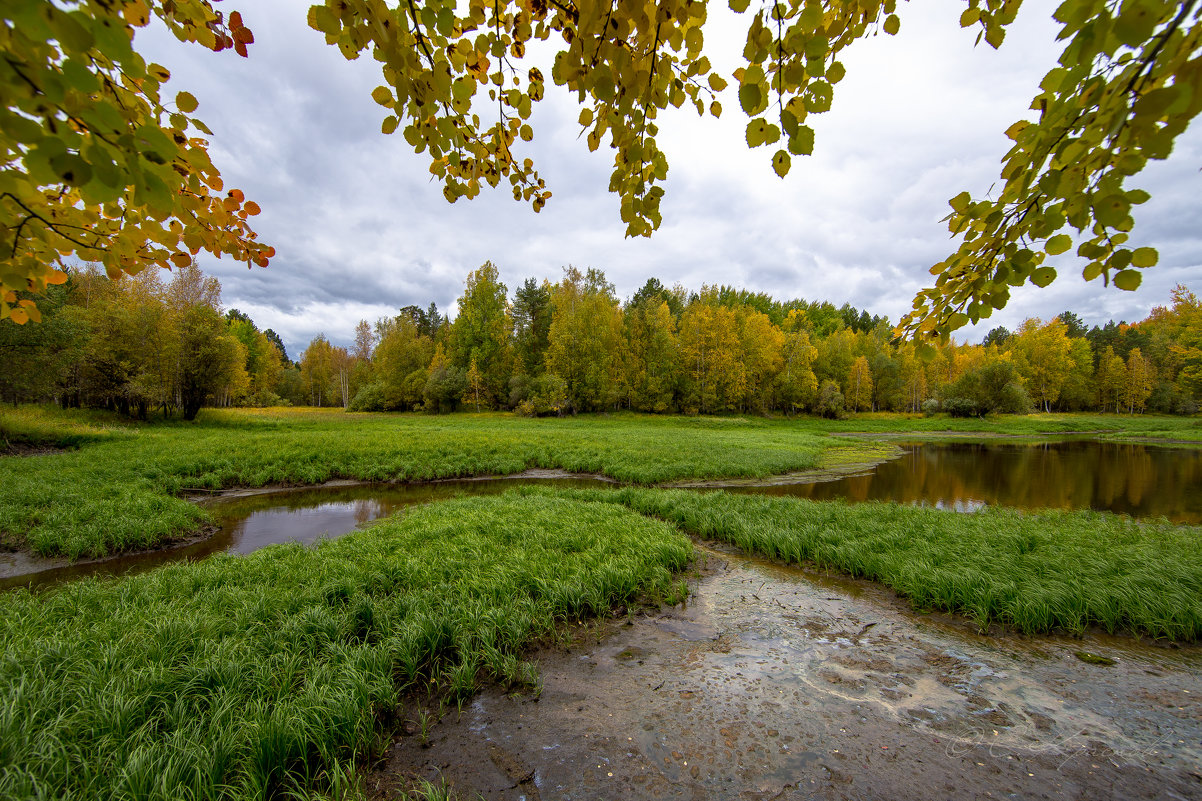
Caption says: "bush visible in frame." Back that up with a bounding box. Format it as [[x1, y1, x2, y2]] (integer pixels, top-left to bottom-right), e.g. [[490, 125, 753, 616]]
[[517, 374, 569, 417], [942, 397, 980, 418], [921, 398, 941, 416], [347, 381, 388, 412], [816, 380, 844, 419]]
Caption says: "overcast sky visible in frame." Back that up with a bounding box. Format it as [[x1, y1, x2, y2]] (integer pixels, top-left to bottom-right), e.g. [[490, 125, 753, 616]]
[[137, 0, 1201, 359]]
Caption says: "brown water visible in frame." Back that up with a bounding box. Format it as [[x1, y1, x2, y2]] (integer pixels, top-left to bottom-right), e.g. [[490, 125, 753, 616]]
[[3, 441, 1199, 592]]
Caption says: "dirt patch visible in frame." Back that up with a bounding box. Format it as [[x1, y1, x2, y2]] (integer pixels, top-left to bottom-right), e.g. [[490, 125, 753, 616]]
[[368, 546, 1202, 800]]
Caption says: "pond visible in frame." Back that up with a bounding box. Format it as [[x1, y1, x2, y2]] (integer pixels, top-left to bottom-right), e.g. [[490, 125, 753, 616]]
[[3, 440, 1199, 592], [734, 440, 1202, 523]]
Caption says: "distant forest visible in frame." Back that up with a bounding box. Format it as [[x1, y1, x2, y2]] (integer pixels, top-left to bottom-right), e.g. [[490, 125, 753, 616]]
[[2, 262, 1199, 418]]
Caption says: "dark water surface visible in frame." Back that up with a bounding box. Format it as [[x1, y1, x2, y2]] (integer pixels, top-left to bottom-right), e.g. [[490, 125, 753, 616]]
[[733, 440, 1202, 523], [3, 441, 1199, 591]]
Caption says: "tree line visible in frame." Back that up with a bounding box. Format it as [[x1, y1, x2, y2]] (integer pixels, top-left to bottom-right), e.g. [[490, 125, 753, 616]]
[[313, 262, 1200, 418], [2, 261, 1199, 419]]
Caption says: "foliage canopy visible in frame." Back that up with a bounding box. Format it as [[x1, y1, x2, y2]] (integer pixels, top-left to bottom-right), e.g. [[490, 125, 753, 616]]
[[2, 0, 1199, 340]]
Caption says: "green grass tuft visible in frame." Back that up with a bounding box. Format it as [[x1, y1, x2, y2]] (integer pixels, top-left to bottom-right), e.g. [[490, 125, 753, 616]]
[[0, 493, 692, 800]]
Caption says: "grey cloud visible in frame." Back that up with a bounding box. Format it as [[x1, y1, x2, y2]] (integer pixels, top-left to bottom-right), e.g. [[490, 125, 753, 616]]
[[134, 1, 1199, 355]]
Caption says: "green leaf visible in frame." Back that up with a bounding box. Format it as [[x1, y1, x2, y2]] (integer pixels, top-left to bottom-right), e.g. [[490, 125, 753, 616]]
[[1131, 247, 1158, 268], [883, 15, 900, 35], [949, 191, 972, 213], [746, 119, 767, 147], [959, 7, 980, 27], [708, 74, 728, 92], [1029, 267, 1056, 287], [381, 115, 399, 135], [729, 0, 751, 12], [738, 83, 764, 115], [787, 125, 814, 155], [1114, 269, 1142, 291], [371, 86, 393, 107], [1045, 234, 1072, 255]]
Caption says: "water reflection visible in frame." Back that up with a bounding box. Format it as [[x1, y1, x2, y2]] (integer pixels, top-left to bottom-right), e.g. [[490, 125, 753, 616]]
[[735, 441, 1202, 523]]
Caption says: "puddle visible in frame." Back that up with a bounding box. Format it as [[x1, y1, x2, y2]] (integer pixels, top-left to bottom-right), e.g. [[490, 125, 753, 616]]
[[378, 546, 1202, 799]]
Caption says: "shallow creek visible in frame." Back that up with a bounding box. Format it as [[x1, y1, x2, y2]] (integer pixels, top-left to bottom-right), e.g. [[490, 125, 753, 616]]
[[377, 545, 1202, 800]]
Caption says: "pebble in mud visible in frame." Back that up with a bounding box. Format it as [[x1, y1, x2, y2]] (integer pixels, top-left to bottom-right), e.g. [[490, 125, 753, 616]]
[[371, 547, 1202, 800]]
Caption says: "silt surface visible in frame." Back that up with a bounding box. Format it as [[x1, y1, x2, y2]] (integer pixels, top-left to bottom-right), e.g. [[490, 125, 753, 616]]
[[372, 545, 1202, 800]]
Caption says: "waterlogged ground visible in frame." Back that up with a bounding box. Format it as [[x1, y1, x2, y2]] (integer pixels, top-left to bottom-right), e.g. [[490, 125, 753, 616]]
[[374, 545, 1202, 800]]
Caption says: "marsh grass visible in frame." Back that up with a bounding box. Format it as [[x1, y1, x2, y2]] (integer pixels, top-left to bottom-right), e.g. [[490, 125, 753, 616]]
[[524, 486, 1202, 641], [0, 493, 692, 800], [0, 408, 838, 558]]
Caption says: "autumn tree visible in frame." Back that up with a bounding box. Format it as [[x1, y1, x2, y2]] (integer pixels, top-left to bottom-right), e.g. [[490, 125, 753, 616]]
[[776, 312, 819, 414], [1095, 345, 1127, 412], [677, 297, 744, 414], [300, 334, 336, 407], [1122, 347, 1155, 413], [545, 267, 625, 412], [846, 355, 873, 412], [448, 262, 512, 408], [738, 309, 784, 413], [6, 0, 1196, 339], [1010, 318, 1073, 412]]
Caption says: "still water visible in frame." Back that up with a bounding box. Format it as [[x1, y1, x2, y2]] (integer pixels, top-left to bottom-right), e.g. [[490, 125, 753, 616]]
[[737, 440, 1202, 523], [3, 441, 1199, 591]]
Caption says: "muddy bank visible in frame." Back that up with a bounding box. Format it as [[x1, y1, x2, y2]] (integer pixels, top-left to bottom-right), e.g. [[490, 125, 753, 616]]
[[373, 545, 1202, 800]]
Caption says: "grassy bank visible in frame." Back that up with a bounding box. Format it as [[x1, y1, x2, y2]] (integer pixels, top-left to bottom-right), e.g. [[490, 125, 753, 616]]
[[0, 407, 851, 558], [526, 486, 1202, 641], [0, 493, 692, 801], [1, 406, 1196, 559]]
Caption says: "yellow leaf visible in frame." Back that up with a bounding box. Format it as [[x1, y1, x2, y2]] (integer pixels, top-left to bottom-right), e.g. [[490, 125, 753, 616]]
[[176, 92, 198, 113]]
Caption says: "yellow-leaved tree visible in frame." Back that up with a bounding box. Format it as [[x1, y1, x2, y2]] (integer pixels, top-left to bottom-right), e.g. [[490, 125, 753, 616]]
[[4, 0, 1199, 340]]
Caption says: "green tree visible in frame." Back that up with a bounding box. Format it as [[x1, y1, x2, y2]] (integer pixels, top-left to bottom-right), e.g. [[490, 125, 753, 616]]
[[545, 267, 625, 412], [448, 262, 512, 408], [624, 298, 679, 413], [511, 277, 552, 377], [177, 305, 244, 420]]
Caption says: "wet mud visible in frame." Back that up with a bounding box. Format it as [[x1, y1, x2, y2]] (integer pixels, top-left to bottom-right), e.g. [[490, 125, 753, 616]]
[[372, 546, 1202, 800]]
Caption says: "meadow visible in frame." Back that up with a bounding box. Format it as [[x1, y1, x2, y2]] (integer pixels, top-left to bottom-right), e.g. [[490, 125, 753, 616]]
[[2, 405, 1198, 559], [2, 407, 1201, 799], [0, 406, 871, 558]]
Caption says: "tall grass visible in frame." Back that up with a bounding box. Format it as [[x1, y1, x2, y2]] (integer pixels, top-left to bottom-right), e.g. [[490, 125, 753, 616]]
[[522, 486, 1202, 641], [0, 493, 692, 800], [0, 408, 844, 558]]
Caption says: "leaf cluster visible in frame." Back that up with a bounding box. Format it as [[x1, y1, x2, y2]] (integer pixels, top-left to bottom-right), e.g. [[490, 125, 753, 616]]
[[1, 0, 273, 323]]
